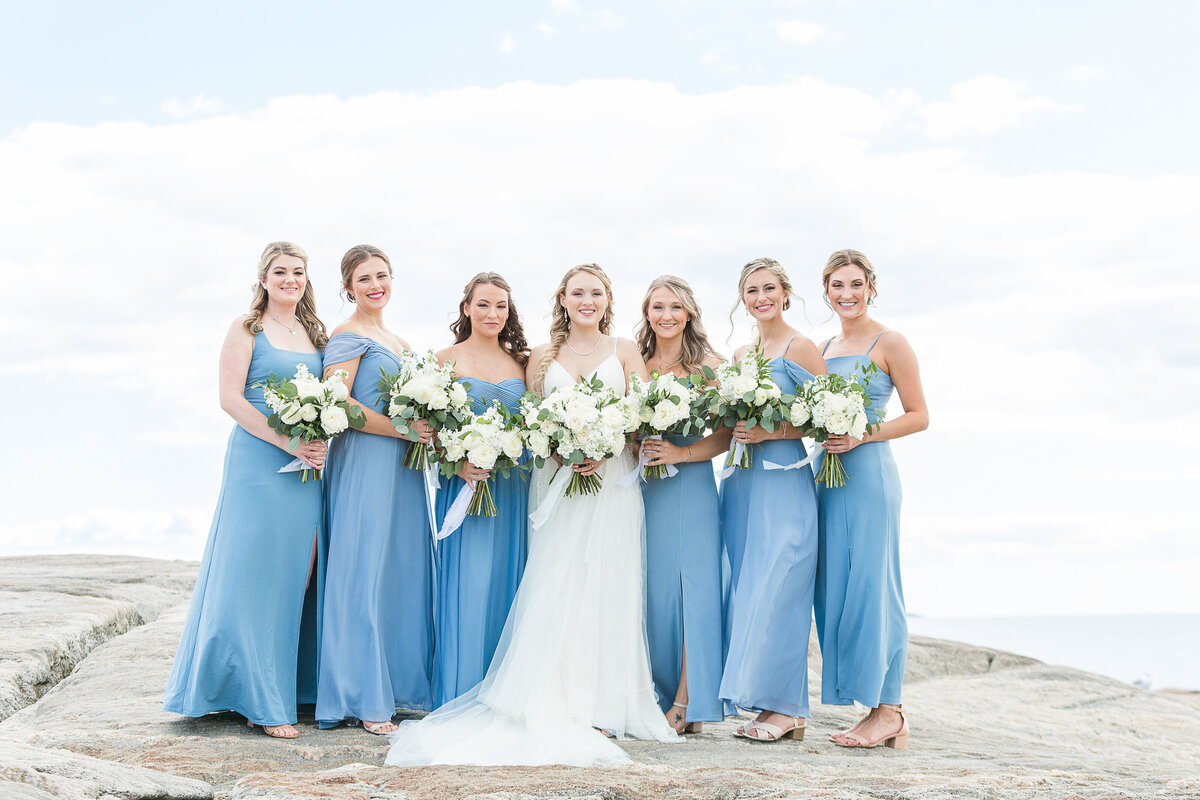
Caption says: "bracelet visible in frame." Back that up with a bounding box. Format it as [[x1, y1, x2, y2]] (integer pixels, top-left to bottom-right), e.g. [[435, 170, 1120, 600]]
[[686, 445, 694, 463]]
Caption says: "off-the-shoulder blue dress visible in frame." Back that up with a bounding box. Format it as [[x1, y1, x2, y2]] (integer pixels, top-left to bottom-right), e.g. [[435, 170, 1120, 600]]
[[433, 377, 529, 706], [815, 331, 906, 707], [316, 333, 435, 726], [163, 331, 323, 726], [718, 354, 818, 719]]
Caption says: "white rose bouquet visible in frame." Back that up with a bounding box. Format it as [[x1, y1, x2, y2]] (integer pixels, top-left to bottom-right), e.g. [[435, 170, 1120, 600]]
[[377, 351, 474, 470], [703, 345, 793, 471], [435, 402, 527, 538], [791, 364, 882, 488], [624, 370, 710, 480], [520, 376, 637, 497], [256, 363, 367, 482]]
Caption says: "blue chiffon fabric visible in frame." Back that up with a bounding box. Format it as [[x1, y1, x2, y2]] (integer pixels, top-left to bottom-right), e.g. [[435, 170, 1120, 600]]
[[163, 331, 323, 726], [718, 356, 818, 718], [641, 434, 725, 722], [316, 333, 435, 726], [433, 377, 529, 706], [814, 334, 906, 707]]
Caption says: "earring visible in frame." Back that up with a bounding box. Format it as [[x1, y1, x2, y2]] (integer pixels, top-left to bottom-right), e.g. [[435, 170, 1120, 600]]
[[347, 292, 356, 304]]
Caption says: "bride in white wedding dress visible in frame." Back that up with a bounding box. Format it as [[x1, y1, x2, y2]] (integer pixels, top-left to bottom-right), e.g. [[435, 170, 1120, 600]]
[[385, 264, 681, 767]]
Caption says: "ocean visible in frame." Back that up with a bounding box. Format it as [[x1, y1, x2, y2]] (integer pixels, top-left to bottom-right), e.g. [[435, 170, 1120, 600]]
[[905, 614, 1200, 692]]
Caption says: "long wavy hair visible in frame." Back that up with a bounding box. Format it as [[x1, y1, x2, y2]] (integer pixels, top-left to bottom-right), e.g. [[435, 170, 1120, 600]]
[[727, 256, 799, 343], [450, 272, 530, 367], [530, 263, 614, 393], [822, 249, 878, 307], [634, 275, 718, 375], [243, 241, 328, 348]]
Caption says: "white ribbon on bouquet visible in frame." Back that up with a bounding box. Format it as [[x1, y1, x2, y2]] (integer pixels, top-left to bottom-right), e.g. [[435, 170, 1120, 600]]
[[763, 442, 823, 472], [277, 457, 307, 474], [436, 482, 475, 540], [618, 434, 679, 487], [528, 466, 573, 530], [718, 441, 746, 479]]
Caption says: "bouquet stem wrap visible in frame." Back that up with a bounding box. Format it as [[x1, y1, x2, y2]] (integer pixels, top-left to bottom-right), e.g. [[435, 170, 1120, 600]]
[[619, 435, 679, 486]]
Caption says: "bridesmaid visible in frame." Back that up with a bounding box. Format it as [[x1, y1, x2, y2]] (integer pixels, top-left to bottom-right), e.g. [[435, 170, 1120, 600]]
[[814, 249, 928, 749], [719, 257, 826, 742], [316, 245, 436, 733], [634, 276, 728, 734], [432, 272, 531, 705], [163, 241, 329, 739]]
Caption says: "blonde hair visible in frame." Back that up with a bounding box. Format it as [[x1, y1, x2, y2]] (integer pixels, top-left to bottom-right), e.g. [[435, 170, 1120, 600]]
[[727, 257, 796, 342], [531, 263, 614, 393], [822, 249, 878, 306], [339, 244, 392, 303], [451, 272, 530, 367], [243, 241, 328, 348], [635, 275, 718, 375]]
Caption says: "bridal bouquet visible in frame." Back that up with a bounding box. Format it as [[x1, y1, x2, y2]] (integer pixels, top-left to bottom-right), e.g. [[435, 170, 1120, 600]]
[[257, 363, 366, 481], [790, 364, 881, 488], [625, 370, 710, 480], [378, 351, 473, 470], [520, 377, 638, 496], [703, 345, 793, 470], [435, 402, 526, 537]]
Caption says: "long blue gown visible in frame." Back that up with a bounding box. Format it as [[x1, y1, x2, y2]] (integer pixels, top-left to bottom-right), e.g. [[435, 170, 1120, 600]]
[[316, 333, 435, 726], [433, 377, 529, 706], [718, 355, 818, 719], [642, 434, 724, 722], [815, 331, 906, 707], [163, 331, 322, 726]]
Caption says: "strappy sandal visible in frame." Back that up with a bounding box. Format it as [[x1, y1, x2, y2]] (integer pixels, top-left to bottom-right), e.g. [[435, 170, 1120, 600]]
[[668, 702, 703, 734], [833, 704, 908, 750], [733, 715, 805, 741], [360, 719, 398, 735], [830, 710, 869, 742], [247, 720, 299, 739]]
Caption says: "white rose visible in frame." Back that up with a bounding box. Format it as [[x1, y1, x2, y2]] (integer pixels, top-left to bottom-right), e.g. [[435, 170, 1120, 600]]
[[501, 431, 524, 461], [299, 403, 319, 422], [825, 411, 850, 436], [849, 413, 868, 440], [403, 377, 435, 405], [601, 405, 627, 430], [789, 401, 810, 428], [443, 438, 467, 462], [326, 379, 349, 402], [525, 430, 551, 459], [650, 399, 678, 431], [320, 405, 349, 435], [753, 387, 770, 406], [449, 382, 469, 408], [469, 441, 499, 470], [293, 377, 322, 399], [279, 402, 304, 425], [426, 389, 450, 411]]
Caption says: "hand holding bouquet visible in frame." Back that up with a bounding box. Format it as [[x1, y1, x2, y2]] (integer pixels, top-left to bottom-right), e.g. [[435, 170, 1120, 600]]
[[790, 364, 881, 488], [257, 363, 366, 481], [520, 376, 637, 497], [378, 351, 474, 470], [704, 346, 793, 471], [435, 402, 527, 537], [625, 370, 710, 480]]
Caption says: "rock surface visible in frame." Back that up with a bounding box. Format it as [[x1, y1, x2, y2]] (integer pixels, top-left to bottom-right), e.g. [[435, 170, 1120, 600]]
[[1, 555, 1197, 799]]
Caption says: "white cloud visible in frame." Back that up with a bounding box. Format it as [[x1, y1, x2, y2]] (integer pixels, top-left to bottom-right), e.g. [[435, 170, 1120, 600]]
[[161, 94, 222, 119], [599, 9, 624, 29], [499, 33, 516, 54], [773, 19, 841, 45], [536, 22, 555, 37], [915, 75, 1081, 138], [1067, 64, 1108, 84], [2, 78, 1197, 615], [551, 0, 578, 11], [700, 47, 726, 65]]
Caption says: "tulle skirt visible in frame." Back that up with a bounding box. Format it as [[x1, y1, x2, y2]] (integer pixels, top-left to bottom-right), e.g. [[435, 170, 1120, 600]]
[[385, 451, 680, 767]]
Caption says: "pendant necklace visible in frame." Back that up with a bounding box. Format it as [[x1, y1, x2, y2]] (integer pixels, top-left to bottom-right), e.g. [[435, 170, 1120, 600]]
[[269, 312, 301, 335]]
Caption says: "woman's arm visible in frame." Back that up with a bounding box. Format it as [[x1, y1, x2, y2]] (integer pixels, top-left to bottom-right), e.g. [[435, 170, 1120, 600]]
[[825, 331, 928, 453], [219, 319, 325, 468]]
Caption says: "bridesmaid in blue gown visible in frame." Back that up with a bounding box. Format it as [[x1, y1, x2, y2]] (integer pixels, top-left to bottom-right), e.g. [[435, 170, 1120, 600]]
[[316, 245, 436, 734], [432, 272, 531, 705], [814, 249, 928, 750], [719, 257, 827, 742], [164, 242, 330, 739], [634, 276, 729, 734]]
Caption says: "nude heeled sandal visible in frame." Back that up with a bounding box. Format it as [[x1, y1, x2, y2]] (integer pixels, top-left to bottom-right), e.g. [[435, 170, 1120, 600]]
[[733, 715, 805, 741], [833, 704, 908, 749]]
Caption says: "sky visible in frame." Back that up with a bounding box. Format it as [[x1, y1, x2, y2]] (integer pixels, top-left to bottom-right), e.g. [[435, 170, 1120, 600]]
[[2, 1, 1198, 617]]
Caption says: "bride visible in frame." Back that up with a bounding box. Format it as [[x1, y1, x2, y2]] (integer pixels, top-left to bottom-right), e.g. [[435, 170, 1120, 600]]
[[385, 264, 681, 767]]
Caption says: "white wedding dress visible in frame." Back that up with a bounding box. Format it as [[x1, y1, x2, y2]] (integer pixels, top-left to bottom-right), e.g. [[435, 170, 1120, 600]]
[[385, 344, 680, 767]]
